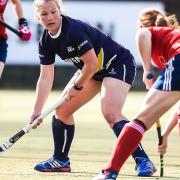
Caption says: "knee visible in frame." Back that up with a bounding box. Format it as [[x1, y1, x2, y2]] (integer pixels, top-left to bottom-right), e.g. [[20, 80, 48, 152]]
[[55, 107, 72, 122], [102, 110, 121, 126]]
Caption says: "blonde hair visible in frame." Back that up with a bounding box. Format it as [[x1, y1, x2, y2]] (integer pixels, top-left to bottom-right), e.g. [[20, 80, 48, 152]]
[[138, 8, 179, 29], [33, 0, 62, 12]]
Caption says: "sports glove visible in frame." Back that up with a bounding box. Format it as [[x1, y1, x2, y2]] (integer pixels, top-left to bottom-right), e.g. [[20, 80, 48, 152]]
[[18, 18, 31, 41]]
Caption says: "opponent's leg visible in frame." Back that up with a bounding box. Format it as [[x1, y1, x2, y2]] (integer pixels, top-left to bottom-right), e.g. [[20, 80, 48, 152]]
[[101, 77, 155, 176], [0, 61, 5, 79], [97, 89, 179, 179]]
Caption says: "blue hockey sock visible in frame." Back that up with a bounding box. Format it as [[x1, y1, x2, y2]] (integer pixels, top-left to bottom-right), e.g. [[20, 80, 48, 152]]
[[52, 115, 75, 161], [113, 120, 149, 160]]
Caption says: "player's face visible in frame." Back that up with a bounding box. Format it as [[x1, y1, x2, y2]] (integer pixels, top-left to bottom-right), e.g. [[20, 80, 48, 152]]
[[37, 1, 61, 35]]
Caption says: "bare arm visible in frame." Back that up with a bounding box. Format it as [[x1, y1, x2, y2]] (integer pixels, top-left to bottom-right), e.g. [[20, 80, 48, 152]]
[[162, 111, 178, 138], [136, 28, 152, 73], [74, 49, 98, 88], [30, 64, 54, 127], [11, 0, 24, 19], [136, 28, 154, 89], [64, 48, 98, 101], [158, 103, 179, 155]]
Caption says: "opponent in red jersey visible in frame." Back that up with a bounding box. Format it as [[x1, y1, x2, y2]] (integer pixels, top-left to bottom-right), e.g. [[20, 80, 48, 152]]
[[148, 26, 180, 70], [93, 8, 180, 180], [0, 0, 31, 78]]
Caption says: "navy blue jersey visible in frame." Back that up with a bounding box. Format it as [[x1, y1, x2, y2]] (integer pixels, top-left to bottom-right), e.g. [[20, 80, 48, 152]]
[[39, 15, 133, 73]]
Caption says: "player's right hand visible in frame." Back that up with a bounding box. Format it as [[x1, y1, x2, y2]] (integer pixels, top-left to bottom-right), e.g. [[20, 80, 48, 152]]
[[30, 112, 42, 129], [178, 117, 180, 137], [143, 72, 155, 90], [157, 135, 168, 155]]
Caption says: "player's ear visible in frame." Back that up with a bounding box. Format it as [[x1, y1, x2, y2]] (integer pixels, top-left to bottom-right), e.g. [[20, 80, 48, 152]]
[[34, 14, 41, 25], [37, 16, 40, 23]]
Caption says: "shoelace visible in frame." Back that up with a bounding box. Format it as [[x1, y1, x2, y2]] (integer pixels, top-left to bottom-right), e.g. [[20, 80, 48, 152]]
[[138, 159, 153, 169]]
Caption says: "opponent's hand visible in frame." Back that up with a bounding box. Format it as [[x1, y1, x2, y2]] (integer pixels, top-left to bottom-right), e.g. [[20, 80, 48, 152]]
[[29, 112, 42, 129], [18, 18, 31, 41], [157, 135, 168, 155], [143, 72, 155, 90], [178, 117, 180, 137]]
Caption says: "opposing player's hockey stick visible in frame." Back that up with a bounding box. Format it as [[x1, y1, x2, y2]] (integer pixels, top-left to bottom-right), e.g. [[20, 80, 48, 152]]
[[0, 20, 22, 37], [156, 119, 164, 177], [0, 96, 67, 155], [145, 73, 164, 176]]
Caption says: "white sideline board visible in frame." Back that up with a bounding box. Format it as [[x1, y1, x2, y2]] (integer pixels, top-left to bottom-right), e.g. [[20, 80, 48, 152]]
[[4, 1, 164, 65]]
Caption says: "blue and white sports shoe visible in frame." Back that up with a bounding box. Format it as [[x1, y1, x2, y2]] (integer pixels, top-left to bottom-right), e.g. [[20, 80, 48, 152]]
[[135, 157, 157, 176], [34, 157, 71, 172], [92, 170, 117, 180]]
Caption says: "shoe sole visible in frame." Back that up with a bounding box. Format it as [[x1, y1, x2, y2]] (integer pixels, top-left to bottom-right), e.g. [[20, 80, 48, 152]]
[[35, 167, 71, 172], [138, 167, 157, 177]]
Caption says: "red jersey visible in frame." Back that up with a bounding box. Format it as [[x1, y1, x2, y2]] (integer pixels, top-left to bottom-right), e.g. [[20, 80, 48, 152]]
[[148, 26, 180, 70], [0, 0, 8, 39]]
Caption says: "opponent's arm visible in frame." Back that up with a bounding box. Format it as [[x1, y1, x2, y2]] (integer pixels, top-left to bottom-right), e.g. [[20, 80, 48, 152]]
[[11, 0, 31, 41], [158, 107, 179, 155], [11, 0, 23, 18], [136, 28, 154, 89]]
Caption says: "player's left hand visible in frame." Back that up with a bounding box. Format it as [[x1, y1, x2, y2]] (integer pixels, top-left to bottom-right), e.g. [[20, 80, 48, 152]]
[[64, 82, 83, 102], [18, 18, 31, 41]]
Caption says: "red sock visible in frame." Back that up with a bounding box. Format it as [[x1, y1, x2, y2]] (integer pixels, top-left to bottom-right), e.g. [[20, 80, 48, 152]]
[[104, 121, 145, 173]]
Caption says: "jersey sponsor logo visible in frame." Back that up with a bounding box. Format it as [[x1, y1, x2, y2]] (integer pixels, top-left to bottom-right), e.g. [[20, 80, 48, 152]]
[[64, 56, 81, 64], [78, 40, 88, 50], [39, 54, 44, 58], [0, 0, 7, 5], [67, 46, 75, 52]]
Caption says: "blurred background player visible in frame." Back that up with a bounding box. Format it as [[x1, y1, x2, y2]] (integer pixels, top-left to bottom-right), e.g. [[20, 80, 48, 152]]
[[158, 100, 180, 155], [0, 0, 31, 79], [30, 0, 155, 176], [93, 8, 180, 180]]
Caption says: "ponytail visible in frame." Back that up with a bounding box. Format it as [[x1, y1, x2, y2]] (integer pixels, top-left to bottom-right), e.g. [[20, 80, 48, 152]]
[[155, 15, 168, 27]]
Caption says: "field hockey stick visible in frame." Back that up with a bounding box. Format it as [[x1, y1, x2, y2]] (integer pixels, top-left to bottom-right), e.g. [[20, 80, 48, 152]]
[[0, 20, 22, 37], [0, 96, 67, 155], [156, 119, 164, 177]]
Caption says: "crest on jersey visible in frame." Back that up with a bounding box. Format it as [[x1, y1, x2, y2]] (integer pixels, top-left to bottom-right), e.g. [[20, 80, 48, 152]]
[[67, 46, 75, 52]]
